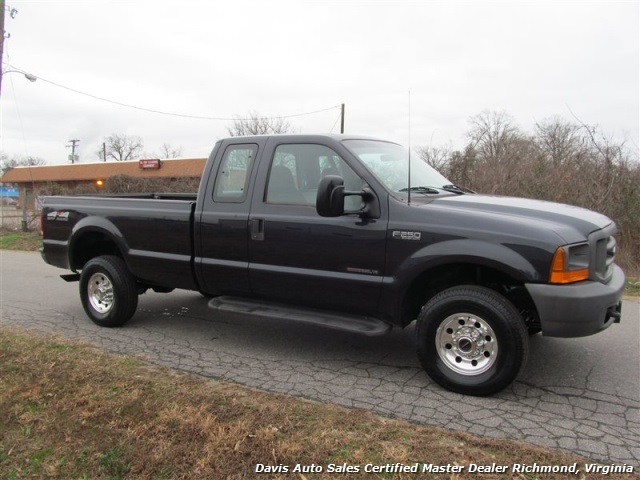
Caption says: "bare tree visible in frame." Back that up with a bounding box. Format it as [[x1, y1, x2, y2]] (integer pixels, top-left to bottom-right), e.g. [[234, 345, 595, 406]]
[[1, 154, 46, 175], [226, 111, 292, 136], [534, 117, 583, 167], [447, 145, 477, 188], [98, 134, 144, 161], [416, 145, 453, 172], [468, 110, 520, 162], [159, 143, 183, 159]]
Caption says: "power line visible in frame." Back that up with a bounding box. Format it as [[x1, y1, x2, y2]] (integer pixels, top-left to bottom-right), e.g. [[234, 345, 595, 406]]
[[3, 64, 340, 121]]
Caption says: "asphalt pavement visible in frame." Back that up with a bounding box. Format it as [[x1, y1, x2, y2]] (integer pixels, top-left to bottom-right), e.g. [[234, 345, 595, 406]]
[[1, 251, 638, 467]]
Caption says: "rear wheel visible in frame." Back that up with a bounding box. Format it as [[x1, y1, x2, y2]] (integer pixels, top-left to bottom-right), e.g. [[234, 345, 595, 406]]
[[80, 255, 138, 327], [416, 285, 528, 396]]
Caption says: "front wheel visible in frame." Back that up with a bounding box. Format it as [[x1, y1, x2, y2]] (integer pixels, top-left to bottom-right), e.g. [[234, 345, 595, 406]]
[[79, 255, 138, 327], [416, 286, 528, 396]]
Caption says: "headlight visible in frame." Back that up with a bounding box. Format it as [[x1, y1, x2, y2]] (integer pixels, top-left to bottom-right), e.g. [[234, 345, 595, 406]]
[[549, 243, 590, 284]]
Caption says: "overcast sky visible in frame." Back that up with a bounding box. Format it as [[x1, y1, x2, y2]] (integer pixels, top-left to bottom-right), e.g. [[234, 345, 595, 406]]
[[1, 0, 638, 166]]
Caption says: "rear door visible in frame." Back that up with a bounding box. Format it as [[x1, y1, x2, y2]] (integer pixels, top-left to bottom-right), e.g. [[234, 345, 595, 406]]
[[195, 141, 261, 296], [248, 138, 387, 317]]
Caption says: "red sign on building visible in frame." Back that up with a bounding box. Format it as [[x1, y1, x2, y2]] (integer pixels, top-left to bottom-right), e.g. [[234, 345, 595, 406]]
[[139, 159, 161, 170]]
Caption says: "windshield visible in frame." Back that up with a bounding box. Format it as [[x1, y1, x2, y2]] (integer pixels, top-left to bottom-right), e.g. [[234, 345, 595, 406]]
[[343, 139, 453, 195]]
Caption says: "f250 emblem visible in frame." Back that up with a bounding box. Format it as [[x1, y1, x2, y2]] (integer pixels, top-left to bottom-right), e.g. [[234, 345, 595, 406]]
[[393, 231, 421, 241]]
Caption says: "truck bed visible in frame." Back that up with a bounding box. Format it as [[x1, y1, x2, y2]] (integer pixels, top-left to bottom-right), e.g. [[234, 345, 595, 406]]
[[42, 194, 198, 290]]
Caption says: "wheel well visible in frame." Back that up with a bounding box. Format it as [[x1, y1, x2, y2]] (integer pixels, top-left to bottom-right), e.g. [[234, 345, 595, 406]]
[[71, 231, 122, 271], [402, 263, 539, 329]]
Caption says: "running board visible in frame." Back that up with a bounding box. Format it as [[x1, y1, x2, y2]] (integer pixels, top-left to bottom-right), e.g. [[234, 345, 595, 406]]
[[60, 273, 81, 282], [208, 296, 391, 336]]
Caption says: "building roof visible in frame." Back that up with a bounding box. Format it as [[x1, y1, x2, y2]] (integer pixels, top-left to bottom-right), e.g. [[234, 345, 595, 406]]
[[0, 158, 207, 184]]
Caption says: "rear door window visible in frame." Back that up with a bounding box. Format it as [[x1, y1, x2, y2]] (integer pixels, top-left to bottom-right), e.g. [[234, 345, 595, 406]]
[[213, 144, 258, 203]]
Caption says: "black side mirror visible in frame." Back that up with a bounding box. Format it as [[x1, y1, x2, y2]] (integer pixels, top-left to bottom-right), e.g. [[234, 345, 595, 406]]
[[316, 175, 380, 219], [316, 175, 345, 217]]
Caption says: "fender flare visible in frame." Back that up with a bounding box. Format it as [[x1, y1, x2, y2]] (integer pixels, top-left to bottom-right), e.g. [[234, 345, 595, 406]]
[[68, 216, 129, 271], [391, 238, 545, 292]]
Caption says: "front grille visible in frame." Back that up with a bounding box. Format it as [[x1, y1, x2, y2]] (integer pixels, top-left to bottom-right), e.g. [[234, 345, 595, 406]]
[[606, 236, 616, 268], [592, 230, 616, 283]]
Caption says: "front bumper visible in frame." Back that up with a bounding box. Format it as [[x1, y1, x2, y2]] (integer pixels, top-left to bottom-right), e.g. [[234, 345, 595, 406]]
[[525, 265, 625, 338]]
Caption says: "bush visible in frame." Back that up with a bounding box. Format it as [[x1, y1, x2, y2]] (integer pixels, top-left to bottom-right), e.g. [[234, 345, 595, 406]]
[[103, 175, 200, 194]]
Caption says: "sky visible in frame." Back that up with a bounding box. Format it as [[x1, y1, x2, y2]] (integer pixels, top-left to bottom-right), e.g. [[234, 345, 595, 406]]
[[0, 0, 638, 166]]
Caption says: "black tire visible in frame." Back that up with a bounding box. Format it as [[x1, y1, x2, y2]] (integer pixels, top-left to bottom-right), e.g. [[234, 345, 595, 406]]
[[79, 255, 138, 328], [416, 285, 529, 396]]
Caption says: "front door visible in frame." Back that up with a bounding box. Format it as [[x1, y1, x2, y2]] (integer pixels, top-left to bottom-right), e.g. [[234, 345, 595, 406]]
[[248, 140, 387, 317]]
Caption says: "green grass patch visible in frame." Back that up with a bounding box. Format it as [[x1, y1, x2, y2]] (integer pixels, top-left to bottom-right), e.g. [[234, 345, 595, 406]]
[[625, 277, 640, 297], [98, 447, 132, 479], [0, 230, 42, 251]]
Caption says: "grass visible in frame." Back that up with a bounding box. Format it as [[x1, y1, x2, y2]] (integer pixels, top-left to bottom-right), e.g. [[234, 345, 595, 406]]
[[0, 328, 636, 479], [0, 230, 42, 252], [625, 277, 640, 297]]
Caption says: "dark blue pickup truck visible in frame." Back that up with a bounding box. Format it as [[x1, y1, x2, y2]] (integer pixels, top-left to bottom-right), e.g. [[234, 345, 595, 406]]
[[41, 134, 625, 395]]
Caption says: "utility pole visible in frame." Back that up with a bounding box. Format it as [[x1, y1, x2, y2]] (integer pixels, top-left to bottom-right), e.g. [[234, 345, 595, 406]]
[[67, 139, 80, 164], [340, 103, 345, 134], [0, 2, 5, 93], [0, 3, 19, 96], [102, 142, 107, 162]]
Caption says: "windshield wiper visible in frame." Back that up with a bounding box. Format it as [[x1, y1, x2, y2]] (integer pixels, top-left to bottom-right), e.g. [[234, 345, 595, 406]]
[[398, 186, 441, 194], [399, 185, 470, 195], [440, 184, 470, 195]]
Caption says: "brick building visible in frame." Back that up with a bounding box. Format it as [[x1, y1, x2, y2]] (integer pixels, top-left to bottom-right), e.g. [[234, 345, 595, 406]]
[[0, 158, 206, 230], [0, 157, 207, 209]]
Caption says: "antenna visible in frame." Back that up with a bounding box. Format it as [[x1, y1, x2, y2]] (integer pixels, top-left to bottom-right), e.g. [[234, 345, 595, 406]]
[[407, 90, 411, 205]]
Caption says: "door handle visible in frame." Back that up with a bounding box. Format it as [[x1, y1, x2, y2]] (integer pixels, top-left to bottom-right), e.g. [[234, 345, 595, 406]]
[[250, 218, 264, 241]]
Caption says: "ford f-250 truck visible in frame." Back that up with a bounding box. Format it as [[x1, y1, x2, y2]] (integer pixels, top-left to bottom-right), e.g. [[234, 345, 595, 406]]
[[41, 134, 625, 396]]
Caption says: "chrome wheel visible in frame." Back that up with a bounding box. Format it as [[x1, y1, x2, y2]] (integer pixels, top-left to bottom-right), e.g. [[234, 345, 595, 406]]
[[87, 272, 114, 314], [435, 313, 498, 376], [417, 286, 528, 395]]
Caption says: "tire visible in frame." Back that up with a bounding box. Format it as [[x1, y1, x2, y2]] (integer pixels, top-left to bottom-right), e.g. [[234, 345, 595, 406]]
[[416, 285, 529, 396], [79, 255, 138, 328]]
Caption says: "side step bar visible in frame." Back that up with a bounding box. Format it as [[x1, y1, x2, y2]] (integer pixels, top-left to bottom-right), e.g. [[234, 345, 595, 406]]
[[209, 296, 391, 336], [61, 273, 81, 282]]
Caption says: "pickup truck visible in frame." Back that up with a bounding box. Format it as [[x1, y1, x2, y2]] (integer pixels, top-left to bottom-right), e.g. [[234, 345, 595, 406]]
[[41, 134, 625, 396]]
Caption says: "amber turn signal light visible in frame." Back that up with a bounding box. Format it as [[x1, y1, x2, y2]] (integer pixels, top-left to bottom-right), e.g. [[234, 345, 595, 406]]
[[549, 247, 589, 284]]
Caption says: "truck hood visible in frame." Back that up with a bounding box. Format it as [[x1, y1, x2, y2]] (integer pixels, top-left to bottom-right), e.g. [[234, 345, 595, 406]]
[[425, 194, 612, 244]]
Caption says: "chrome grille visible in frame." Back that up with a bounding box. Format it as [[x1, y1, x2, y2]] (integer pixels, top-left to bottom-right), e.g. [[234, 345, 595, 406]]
[[606, 236, 616, 269], [593, 234, 616, 283]]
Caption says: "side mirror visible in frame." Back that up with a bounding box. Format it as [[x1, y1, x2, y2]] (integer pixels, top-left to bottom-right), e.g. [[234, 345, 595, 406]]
[[316, 175, 380, 219], [316, 175, 345, 217]]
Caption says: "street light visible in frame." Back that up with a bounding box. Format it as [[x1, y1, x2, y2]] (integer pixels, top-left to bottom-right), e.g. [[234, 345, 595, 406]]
[[3, 70, 37, 82], [20, 72, 37, 82], [0, 67, 38, 90], [0, 67, 38, 97]]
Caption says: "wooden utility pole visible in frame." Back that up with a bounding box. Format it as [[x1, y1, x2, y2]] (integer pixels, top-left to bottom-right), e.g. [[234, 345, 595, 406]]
[[1, 0, 7, 97], [67, 139, 80, 164]]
